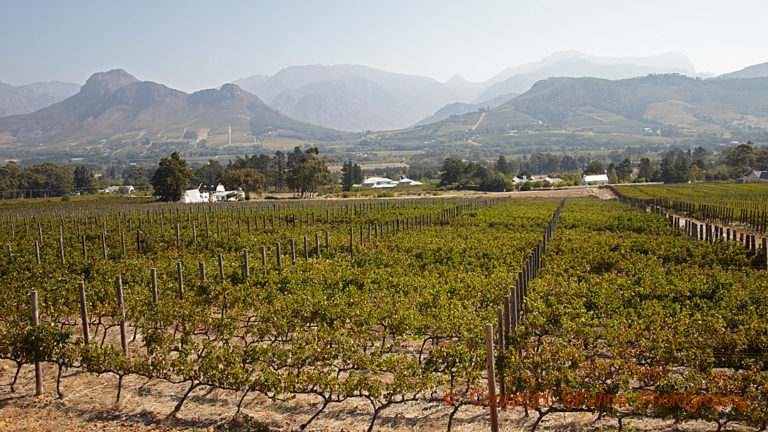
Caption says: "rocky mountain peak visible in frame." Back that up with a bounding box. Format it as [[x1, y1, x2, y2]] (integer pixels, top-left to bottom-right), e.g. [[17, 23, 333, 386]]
[[80, 69, 139, 96]]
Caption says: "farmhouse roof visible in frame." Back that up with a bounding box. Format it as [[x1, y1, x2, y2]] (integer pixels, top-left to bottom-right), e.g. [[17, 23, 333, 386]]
[[583, 174, 609, 182]]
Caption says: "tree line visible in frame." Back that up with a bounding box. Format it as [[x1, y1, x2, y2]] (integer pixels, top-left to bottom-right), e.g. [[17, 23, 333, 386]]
[[0, 146, 333, 201], [151, 147, 332, 201], [0, 162, 97, 199], [437, 141, 768, 189], [0, 141, 766, 200]]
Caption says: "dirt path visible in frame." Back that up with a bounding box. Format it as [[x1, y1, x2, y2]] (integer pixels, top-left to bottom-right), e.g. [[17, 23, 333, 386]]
[[470, 111, 486, 131], [431, 187, 615, 200], [592, 187, 617, 200], [254, 187, 616, 201], [576, 110, 609, 123]]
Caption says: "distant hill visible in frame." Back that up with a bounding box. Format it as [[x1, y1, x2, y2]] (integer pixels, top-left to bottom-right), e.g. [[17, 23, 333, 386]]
[[411, 74, 768, 137], [443, 75, 486, 102], [235, 65, 464, 131], [0, 80, 79, 117], [717, 61, 768, 79], [413, 93, 518, 127], [488, 74, 768, 133], [476, 51, 700, 102], [0, 69, 344, 156]]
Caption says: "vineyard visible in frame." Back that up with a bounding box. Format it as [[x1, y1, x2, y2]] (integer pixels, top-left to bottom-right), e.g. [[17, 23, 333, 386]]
[[0, 194, 767, 431], [611, 184, 768, 233]]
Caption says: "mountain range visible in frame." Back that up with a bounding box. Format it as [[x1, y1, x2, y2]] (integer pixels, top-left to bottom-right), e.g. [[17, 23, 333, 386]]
[[421, 73, 768, 138], [0, 69, 341, 157], [2, 53, 768, 161], [234, 64, 461, 132], [234, 51, 704, 131]]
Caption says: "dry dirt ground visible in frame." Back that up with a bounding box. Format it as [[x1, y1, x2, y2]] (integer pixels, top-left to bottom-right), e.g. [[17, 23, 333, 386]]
[[251, 187, 616, 201], [1, 359, 743, 432]]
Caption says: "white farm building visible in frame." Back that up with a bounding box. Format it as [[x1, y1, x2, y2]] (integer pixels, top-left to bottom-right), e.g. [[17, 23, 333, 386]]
[[358, 177, 423, 189], [182, 189, 210, 204], [182, 184, 244, 203], [582, 174, 609, 185]]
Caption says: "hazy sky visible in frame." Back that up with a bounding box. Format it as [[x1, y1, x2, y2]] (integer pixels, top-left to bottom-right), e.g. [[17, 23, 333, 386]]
[[1, 0, 766, 91]]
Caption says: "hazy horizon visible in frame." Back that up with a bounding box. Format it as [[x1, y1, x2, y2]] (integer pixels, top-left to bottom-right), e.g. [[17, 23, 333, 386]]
[[1, 0, 767, 92]]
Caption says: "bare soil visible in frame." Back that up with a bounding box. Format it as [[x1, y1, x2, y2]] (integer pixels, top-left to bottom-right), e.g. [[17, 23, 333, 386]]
[[253, 187, 616, 201], [0, 330, 746, 432]]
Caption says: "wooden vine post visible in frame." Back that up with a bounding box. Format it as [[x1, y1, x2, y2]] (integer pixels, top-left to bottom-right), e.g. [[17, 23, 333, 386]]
[[177, 261, 184, 299], [261, 246, 267, 275], [31, 290, 43, 396], [485, 323, 499, 432], [242, 249, 249, 278], [78, 281, 90, 342], [115, 276, 128, 353], [59, 226, 65, 266], [350, 227, 354, 259], [150, 268, 159, 304]]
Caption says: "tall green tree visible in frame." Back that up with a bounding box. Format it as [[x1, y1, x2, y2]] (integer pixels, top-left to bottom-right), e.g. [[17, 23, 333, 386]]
[[607, 166, 619, 184], [221, 168, 264, 194], [0, 162, 24, 199], [584, 160, 605, 175], [479, 172, 509, 192], [124, 166, 151, 189], [352, 163, 363, 185], [341, 161, 354, 191], [615, 158, 632, 182], [23, 163, 73, 198], [439, 158, 465, 186], [464, 162, 489, 184], [659, 155, 690, 183], [721, 142, 755, 174], [560, 155, 578, 172], [638, 158, 653, 180], [341, 161, 363, 191], [73, 166, 96, 194], [192, 160, 224, 185], [151, 152, 192, 201], [287, 147, 330, 197], [273, 151, 286, 192], [495, 155, 510, 174]]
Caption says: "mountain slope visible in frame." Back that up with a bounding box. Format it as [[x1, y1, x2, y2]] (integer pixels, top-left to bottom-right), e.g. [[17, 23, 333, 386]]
[[476, 54, 699, 102], [235, 64, 463, 131], [413, 93, 518, 127], [269, 76, 425, 131], [492, 74, 768, 132], [0, 80, 80, 117], [414, 74, 768, 137], [717, 61, 768, 79], [0, 69, 344, 155]]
